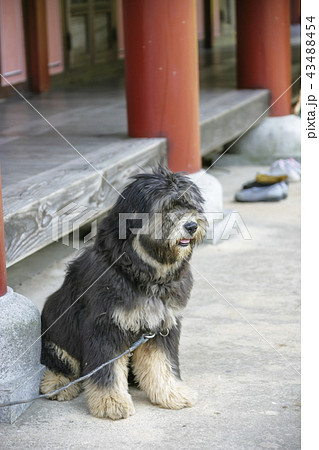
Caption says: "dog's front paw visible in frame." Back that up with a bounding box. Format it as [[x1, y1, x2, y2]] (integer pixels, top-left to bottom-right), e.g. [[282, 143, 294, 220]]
[[40, 370, 81, 401], [86, 385, 135, 420], [156, 382, 198, 410], [103, 394, 136, 420]]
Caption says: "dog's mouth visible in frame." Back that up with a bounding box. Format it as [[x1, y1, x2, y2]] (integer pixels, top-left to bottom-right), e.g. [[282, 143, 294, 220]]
[[178, 238, 191, 247]]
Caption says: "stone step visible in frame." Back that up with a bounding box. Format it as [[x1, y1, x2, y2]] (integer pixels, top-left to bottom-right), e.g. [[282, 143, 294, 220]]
[[4, 138, 166, 266]]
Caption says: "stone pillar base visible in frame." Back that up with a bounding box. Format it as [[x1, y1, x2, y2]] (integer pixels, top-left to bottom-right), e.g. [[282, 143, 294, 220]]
[[0, 287, 44, 424], [231, 115, 301, 164], [188, 170, 228, 244]]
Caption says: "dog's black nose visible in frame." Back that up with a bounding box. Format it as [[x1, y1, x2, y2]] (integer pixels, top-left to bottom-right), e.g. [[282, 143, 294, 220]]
[[184, 221, 198, 235]]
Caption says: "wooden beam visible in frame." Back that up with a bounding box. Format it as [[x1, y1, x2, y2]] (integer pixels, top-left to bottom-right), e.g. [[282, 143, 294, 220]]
[[290, 0, 301, 24], [203, 0, 213, 48], [24, 0, 50, 93], [116, 0, 125, 59], [4, 139, 166, 266]]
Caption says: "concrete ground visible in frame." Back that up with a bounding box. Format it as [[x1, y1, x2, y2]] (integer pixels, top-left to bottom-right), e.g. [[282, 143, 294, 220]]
[[2, 164, 300, 449]]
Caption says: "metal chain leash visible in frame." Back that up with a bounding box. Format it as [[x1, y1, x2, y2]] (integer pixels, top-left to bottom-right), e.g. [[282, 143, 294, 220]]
[[0, 333, 156, 408]]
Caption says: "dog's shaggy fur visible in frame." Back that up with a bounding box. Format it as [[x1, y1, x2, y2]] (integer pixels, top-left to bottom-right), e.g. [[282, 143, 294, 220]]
[[40, 166, 207, 419]]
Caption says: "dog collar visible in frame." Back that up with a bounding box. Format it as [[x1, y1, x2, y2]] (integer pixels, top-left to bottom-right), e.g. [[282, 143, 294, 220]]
[[144, 327, 170, 338]]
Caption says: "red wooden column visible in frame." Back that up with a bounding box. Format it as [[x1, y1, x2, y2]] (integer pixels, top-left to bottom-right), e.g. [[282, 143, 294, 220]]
[[25, 0, 50, 93], [236, 0, 291, 117], [0, 170, 7, 297], [122, 0, 201, 173]]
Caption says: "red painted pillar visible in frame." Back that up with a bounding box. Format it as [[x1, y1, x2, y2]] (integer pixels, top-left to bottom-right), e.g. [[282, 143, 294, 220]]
[[0, 169, 7, 297], [122, 0, 201, 173], [236, 0, 291, 117]]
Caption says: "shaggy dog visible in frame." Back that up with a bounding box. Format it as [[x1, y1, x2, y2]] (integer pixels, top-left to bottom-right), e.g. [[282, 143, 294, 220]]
[[40, 166, 207, 419]]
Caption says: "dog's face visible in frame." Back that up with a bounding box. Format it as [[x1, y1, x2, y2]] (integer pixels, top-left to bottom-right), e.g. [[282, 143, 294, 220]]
[[113, 166, 208, 273], [143, 202, 207, 258]]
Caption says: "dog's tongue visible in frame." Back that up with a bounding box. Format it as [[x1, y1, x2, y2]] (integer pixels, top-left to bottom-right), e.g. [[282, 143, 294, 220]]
[[179, 239, 190, 244]]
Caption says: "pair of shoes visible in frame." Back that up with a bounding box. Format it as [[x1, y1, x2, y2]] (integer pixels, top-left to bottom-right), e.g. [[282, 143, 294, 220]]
[[267, 158, 301, 182], [235, 181, 288, 202]]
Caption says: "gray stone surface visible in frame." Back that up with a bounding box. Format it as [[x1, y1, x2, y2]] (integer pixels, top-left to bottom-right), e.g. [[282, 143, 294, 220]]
[[3, 164, 300, 448], [0, 288, 44, 424], [189, 169, 223, 213], [200, 89, 270, 156], [231, 115, 301, 164], [188, 169, 226, 244]]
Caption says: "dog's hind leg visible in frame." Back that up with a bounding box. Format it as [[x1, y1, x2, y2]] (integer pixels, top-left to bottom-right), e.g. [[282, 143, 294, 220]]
[[40, 342, 82, 401], [83, 353, 135, 420], [132, 334, 197, 409]]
